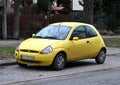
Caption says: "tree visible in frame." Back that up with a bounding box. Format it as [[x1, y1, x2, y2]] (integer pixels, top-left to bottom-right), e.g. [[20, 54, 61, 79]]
[[83, 0, 102, 24], [83, 0, 94, 24], [37, 0, 50, 14], [102, 0, 120, 31], [14, 0, 20, 39]]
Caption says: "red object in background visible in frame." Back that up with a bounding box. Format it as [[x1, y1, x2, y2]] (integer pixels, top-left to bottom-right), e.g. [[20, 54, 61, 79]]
[[50, 7, 64, 10]]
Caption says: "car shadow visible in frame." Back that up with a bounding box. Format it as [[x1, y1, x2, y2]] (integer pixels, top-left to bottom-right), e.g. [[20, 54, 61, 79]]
[[18, 60, 97, 71], [66, 60, 96, 69]]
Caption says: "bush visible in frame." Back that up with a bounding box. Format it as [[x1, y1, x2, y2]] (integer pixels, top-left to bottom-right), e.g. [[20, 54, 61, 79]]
[[21, 22, 42, 39], [0, 27, 2, 39], [113, 28, 120, 35], [37, 0, 50, 14], [104, 38, 120, 47], [99, 30, 114, 36]]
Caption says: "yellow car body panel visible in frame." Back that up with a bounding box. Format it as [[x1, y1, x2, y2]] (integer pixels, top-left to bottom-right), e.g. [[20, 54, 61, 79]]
[[15, 22, 106, 67]]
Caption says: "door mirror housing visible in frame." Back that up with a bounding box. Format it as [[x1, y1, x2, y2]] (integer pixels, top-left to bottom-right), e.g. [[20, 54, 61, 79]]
[[32, 34, 35, 37]]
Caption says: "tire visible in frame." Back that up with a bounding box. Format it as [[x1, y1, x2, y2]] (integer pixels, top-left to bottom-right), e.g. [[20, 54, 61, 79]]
[[95, 49, 106, 64], [17, 62, 27, 67], [53, 53, 66, 70]]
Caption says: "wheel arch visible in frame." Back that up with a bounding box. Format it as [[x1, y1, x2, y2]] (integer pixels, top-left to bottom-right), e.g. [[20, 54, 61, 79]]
[[52, 50, 67, 64], [55, 51, 67, 60], [101, 47, 107, 53], [96, 47, 107, 58]]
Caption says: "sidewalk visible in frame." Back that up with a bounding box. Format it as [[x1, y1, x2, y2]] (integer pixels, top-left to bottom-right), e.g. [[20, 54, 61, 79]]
[[102, 35, 120, 38], [0, 40, 23, 47], [0, 40, 120, 66]]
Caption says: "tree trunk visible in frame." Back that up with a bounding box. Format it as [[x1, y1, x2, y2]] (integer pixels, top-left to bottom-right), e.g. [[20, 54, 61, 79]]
[[83, 0, 94, 24], [13, 0, 20, 39]]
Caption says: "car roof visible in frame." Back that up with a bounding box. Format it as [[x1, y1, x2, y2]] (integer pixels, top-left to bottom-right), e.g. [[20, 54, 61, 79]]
[[50, 22, 92, 27]]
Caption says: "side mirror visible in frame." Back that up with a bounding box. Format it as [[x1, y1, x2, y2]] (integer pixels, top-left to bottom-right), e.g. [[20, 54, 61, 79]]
[[32, 34, 35, 37], [73, 37, 79, 41]]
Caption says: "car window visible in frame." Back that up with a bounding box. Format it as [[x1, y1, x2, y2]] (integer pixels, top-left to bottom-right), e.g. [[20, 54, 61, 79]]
[[71, 26, 87, 39], [85, 26, 97, 37], [35, 25, 71, 40]]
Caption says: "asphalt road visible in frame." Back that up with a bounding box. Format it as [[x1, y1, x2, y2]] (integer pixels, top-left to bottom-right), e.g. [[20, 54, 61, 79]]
[[41, 68, 120, 85], [8, 67, 120, 85], [0, 54, 120, 85]]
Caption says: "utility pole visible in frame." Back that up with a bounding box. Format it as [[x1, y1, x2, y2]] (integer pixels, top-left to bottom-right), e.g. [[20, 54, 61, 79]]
[[1, 0, 7, 39]]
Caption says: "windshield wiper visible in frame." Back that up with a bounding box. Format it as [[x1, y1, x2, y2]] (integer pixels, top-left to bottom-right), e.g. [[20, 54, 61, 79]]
[[34, 36, 43, 38], [43, 36, 57, 39]]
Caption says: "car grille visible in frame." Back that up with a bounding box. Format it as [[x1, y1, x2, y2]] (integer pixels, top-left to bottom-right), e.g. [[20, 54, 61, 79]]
[[20, 49, 39, 53]]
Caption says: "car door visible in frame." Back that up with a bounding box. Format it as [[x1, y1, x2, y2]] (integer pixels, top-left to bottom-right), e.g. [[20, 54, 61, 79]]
[[68, 26, 92, 60], [84, 25, 99, 58]]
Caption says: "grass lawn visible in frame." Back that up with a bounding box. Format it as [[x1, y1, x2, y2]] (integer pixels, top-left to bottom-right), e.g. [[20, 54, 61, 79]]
[[103, 37, 120, 47], [0, 46, 16, 60]]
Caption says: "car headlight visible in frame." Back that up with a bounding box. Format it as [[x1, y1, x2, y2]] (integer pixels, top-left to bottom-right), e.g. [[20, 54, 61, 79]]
[[40, 46, 53, 54]]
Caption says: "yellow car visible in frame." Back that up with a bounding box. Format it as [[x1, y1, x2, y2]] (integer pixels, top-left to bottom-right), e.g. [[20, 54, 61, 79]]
[[15, 22, 106, 70]]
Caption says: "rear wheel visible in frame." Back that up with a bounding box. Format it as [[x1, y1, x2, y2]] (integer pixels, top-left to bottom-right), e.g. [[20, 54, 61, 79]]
[[53, 53, 66, 70], [95, 49, 106, 64]]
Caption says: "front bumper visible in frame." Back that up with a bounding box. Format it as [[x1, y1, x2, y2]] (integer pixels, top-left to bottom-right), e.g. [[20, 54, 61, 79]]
[[15, 50, 56, 66]]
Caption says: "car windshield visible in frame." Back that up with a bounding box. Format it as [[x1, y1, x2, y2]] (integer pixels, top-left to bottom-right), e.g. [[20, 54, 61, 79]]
[[34, 25, 71, 40]]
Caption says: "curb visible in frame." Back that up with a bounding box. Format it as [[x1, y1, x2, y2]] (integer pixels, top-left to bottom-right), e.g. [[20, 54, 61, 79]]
[[0, 59, 16, 66]]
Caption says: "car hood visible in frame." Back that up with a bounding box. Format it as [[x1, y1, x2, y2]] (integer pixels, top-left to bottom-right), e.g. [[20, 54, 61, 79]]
[[19, 38, 61, 51]]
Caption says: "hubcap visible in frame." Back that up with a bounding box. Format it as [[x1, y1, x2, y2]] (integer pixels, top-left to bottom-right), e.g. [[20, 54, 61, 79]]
[[99, 51, 106, 62], [57, 55, 65, 68]]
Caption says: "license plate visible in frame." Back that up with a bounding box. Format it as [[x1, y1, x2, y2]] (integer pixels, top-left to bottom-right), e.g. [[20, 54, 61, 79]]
[[21, 56, 34, 61]]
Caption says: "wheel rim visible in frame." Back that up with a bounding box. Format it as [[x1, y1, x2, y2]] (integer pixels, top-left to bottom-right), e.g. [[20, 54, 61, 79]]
[[56, 55, 65, 69], [99, 50, 106, 62]]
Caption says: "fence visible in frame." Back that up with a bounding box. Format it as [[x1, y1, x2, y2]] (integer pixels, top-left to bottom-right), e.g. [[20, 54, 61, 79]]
[[0, 13, 73, 39]]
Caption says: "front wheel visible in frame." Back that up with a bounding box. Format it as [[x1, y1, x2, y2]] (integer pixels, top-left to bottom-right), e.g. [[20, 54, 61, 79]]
[[95, 49, 106, 64], [53, 53, 66, 70]]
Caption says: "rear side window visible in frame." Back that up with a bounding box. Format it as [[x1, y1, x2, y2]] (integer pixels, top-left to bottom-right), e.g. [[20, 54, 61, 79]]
[[85, 26, 97, 37]]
